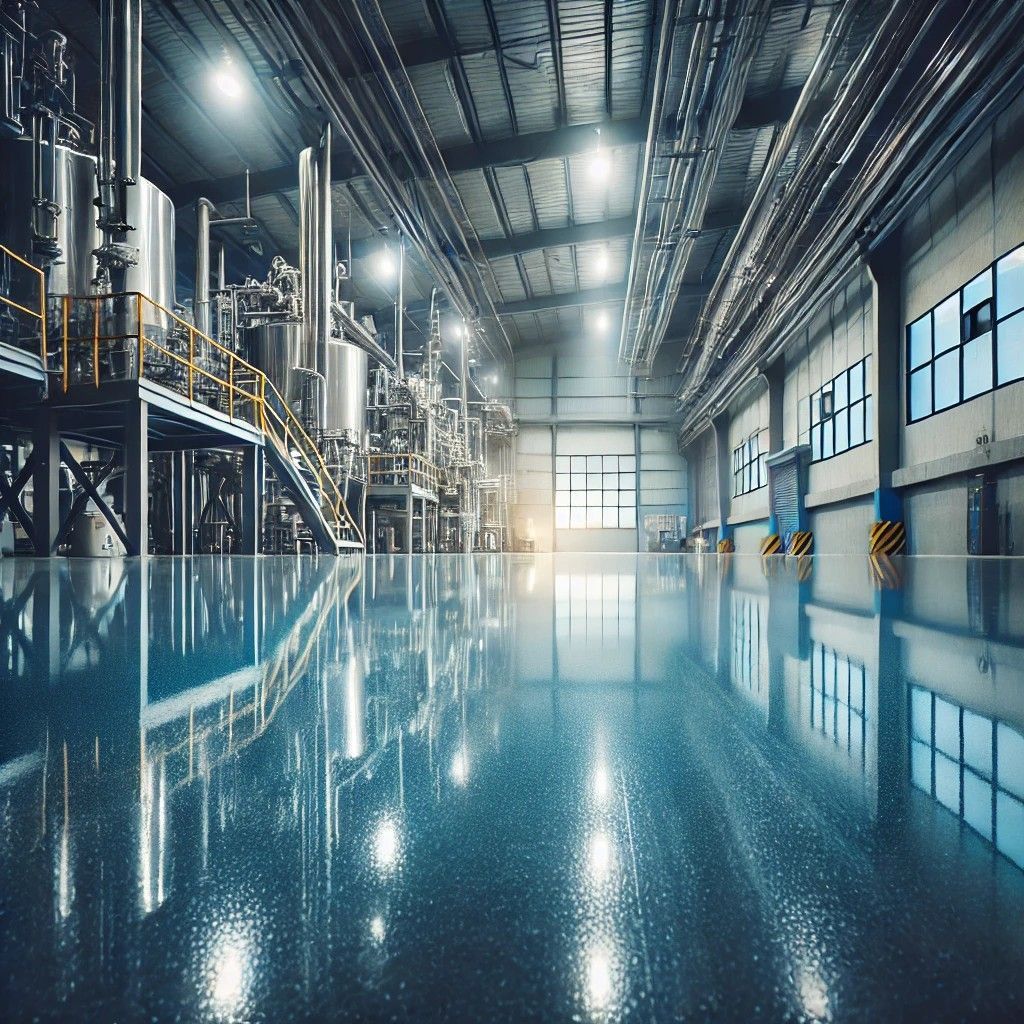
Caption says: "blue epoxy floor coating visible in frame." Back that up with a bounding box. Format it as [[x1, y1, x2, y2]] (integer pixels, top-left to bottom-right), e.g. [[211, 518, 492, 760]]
[[2, 553, 1024, 1022]]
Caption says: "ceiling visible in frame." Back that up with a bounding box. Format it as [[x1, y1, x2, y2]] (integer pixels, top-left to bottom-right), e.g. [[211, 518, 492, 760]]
[[36, 0, 865, 375]]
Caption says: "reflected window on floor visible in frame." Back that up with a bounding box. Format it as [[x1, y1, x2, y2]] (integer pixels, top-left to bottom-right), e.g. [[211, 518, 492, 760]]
[[808, 641, 868, 768], [731, 595, 766, 694], [909, 684, 1024, 870], [555, 573, 636, 646]]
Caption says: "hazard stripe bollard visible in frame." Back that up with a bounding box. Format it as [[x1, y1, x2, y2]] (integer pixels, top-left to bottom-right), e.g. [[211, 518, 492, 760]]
[[869, 520, 906, 554], [716, 537, 735, 553], [786, 531, 813, 556], [760, 533, 782, 556]]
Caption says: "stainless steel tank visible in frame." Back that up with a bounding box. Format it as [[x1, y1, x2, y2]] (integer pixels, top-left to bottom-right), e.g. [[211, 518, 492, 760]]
[[324, 338, 367, 444], [124, 177, 175, 311], [0, 137, 100, 295], [0, 137, 175, 310], [247, 320, 308, 407]]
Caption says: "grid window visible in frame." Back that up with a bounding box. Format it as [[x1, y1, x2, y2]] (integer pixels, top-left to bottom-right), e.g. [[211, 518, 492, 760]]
[[554, 454, 637, 529], [910, 684, 1024, 870], [732, 430, 767, 497], [907, 242, 1024, 423], [809, 642, 868, 768], [808, 355, 873, 462]]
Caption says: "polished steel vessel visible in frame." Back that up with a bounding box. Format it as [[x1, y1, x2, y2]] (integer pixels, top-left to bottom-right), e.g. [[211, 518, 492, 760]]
[[246, 321, 307, 408], [324, 339, 368, 443], [0, 137, 175, 310]]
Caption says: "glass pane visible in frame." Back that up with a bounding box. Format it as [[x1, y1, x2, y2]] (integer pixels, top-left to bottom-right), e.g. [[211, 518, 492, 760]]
[[997, 308, 1024, 385], [619, 455, 636, 472], [569, 507, 585, 528], [834, 370, 848, 410], [602, 472, 617, 489], [997, 244, 1024, 319], [602, 455, 618, 471], [864, 354, 872, 394], [909, 316, 932, 370], [934, 697, 959, 757], [849, 360, 864, 403], [758, 454, 767, 488], [998, 722, 1024, 800], [811, 424, 821, 461], [865, 395, 874, 440], [822, 419, 834, 459], [935, 752, 959, 812], [555, 508, 570, 529], [556, 456, 570, 473], [619, 473, 636, 490], [934, 349, 959, 410], [586, 507, 602, 529], [963, 710, 992, 778], [619, 490, 635, 508], [810, 389, 821, 425], [602, 507, 619, 528], [909, 367, 931, 421], [619, 507, 637, 529], [586, 473, 602, 488], [962, 332, 992, 400], [571, 473, 586, 490], [570, 488, 584, 506], [911, 740, 931, 792], [555, 473, 569, 491], [734, 471, 741, 497], [587, 455, 602, 472], [587, 490, 601, 506], [997, 792, 1024, 869], [963, 268, 993, 311], [933, 294, 960, 355], [911, 687, 932, 741], [555, 491, 569, 507], [963, 770, 992, 839], [834, 407, 849, 452], [849, 400, 865, 446], [571, 455, 586, 471], [743, 464, 751, 492]]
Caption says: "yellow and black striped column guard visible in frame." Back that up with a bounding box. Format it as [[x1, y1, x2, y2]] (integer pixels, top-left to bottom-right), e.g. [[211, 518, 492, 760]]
[[869, 520, 906, 555], [716, 537, 735, 553], [795, 555, 813, 582], [760, 533, 782, 556], [786, 531, 813, 557]]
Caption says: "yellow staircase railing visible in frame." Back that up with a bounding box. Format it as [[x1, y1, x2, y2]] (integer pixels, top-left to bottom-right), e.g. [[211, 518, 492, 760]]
[[0, 244, 46, 362], [55, 291, 364, 549]]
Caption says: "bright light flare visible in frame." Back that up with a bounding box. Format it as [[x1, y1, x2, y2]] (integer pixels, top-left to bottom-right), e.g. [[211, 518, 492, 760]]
[[212, 67, 244, 100], [375, 250, 397, 281], [588, 148, 611, 183]]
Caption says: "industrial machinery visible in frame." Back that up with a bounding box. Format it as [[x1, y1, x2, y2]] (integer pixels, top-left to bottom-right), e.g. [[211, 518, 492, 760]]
[[0, 0, 514, 557]]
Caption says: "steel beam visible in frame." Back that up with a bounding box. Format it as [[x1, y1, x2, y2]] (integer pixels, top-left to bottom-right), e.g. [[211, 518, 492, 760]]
[[479, 216, 636, 259], [169, 118, 647, 207], [495, 281, 709, 317]]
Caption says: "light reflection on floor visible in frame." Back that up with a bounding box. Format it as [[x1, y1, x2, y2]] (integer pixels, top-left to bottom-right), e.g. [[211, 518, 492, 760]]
[[1, 553, 1023, 1021]]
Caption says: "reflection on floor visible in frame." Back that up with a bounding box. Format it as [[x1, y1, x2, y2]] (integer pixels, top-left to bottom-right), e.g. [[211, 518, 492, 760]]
[[1, 553, 1023, 1021]]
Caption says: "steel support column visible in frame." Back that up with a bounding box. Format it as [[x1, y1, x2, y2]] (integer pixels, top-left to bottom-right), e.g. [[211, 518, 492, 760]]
[[240, 445, 264, 555], [31, 410, 60, 556], [123, 399, 149, 556]]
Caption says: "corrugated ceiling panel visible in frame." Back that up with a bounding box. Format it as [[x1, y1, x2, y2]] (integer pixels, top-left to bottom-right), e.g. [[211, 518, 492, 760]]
[[408, 64, 474, 147], [525, 160, 570, 230], [610, 1, 653, 119], [489, 257, 529, 303], [381, 0, 436, 44], [463, 51, 516, 139], [452, 170, 505, 238], [493, 166, 539, 234], [446, 0, 497, 51], [560, 0, 607, 125], [574, 237, 629, 291]]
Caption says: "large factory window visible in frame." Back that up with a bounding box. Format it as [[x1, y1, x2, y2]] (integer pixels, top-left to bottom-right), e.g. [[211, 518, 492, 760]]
[[907, 243, 1024, 423], [731, 430, 767, 496], [910, 685, 1024, 870], [554, 455, 637, 529], [806, 355, 873, 461]]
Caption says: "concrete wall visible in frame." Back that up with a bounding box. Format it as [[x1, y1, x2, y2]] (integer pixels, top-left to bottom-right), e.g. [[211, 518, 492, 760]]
[[511, 340, 686, 551], [726, 382, 770, 525]]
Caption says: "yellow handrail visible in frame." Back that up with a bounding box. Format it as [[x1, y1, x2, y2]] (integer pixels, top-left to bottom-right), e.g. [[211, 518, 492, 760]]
[[57, 291, 364, 549], [0, 244, 46, 361]]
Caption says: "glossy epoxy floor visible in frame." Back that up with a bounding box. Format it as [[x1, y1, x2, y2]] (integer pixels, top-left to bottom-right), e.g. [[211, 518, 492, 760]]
[[2, 554, 1024, 1022]]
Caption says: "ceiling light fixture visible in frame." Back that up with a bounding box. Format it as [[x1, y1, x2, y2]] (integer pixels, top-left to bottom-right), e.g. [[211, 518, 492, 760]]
[[588, 148, 611, 183], [595, 247, 610, 278], [596, 311, 610, 333], [212, 63, 244, 100], [375, 249, 396, 281]]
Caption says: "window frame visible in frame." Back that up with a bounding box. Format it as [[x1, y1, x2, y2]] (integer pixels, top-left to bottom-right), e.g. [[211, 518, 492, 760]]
[[807, 354, 873, 464], [731, 429, 767, 497], [905, 241, 1024, 425], [553, 454, 637, 530]]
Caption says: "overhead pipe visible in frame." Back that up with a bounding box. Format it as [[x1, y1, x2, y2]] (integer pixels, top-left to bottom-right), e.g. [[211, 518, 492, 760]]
[[676, 0, 1004, 439], [195, 198, 213, 336]]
